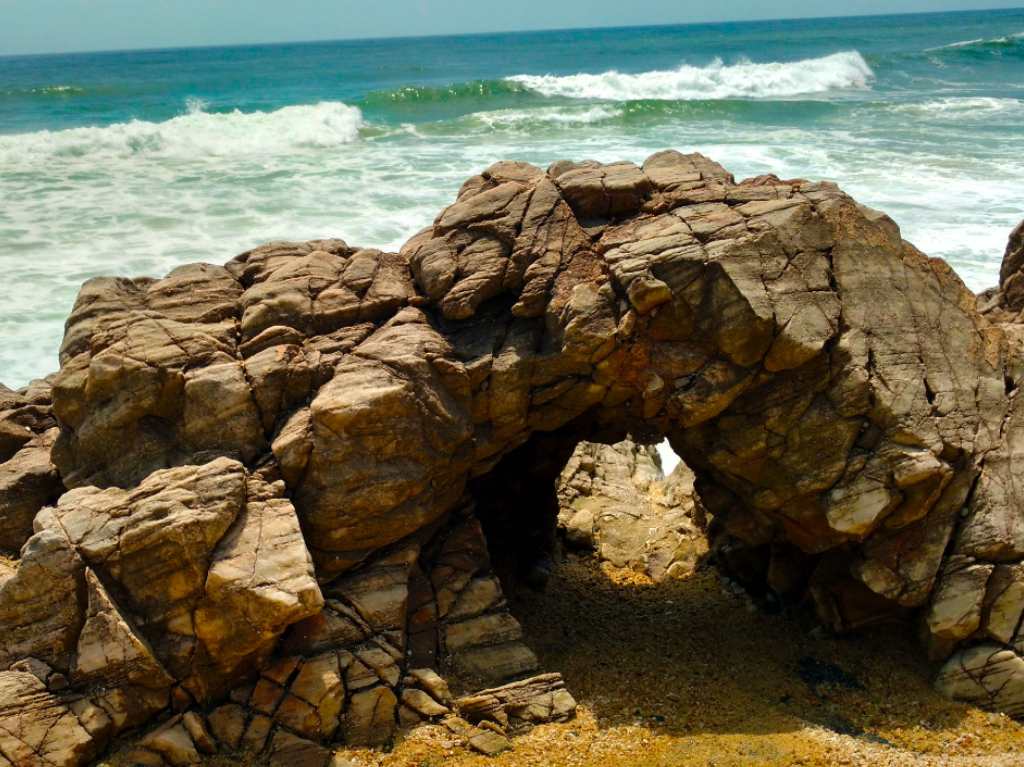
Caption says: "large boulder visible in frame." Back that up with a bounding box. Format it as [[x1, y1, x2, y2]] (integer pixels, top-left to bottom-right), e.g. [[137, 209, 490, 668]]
[[32, 458, 322, 699], [557, 440, 705, 580], [4, 155, 1024, 764]]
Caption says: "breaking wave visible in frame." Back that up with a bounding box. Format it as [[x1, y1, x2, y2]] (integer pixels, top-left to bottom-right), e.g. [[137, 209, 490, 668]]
[[505, 51, 875, 101], [0, 100, 364, 163]]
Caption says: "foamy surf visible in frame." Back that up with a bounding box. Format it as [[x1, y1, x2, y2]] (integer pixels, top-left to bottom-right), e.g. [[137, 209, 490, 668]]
[[471, 105, 622, 129], [885, 96, 1024, 119], [0, 100, 364, 164], [506, 51, 874, 101]]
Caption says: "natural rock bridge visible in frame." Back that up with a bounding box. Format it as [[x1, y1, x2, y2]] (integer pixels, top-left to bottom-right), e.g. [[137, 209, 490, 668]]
[[2, 151, 1023, 766]]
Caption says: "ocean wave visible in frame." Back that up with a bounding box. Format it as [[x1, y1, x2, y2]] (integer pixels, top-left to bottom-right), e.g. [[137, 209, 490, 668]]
[[1, 84, 87, 98], [885, 96, 1024, 119], [0, 101, 364, 162], [505, 51, 874, 101], [460, 99, 844, 133], [926, 31, 1023, 52], [362, 79, 531, 105], [470, 105, 623, 129]]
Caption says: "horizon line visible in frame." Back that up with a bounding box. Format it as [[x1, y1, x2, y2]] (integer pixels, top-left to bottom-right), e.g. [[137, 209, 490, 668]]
[[1, 4, 1022, 60]]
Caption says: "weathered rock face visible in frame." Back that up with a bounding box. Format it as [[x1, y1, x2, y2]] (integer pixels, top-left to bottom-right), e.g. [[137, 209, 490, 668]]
[[2, 153, 1024, 764], [0, 382, 61, 554], [557, 440, 705, 580], [993, 220, 1024, 315]]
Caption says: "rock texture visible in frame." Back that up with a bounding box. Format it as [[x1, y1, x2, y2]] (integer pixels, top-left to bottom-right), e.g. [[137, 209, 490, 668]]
[[557, 440, 704, 580], [2, 153, 1024, 764]]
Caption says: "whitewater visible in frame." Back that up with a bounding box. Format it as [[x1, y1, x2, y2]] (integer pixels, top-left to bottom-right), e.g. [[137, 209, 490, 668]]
[[507, 51, 875, 100], [0, 101, 364, 163], [1, 8, 1022, 387]]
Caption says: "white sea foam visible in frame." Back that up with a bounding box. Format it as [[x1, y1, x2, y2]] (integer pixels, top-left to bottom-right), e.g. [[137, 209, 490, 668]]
[[0, 100, 364, 164], [184, 96, 210, 114], [472, 105, 622, 129], [885, 96, 1024, 119], [1, 84, 85, 96], [35, 85, 85, 95], [506, 51, 874, 101]]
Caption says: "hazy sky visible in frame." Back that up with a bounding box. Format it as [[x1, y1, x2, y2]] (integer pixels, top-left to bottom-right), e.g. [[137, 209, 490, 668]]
[[1, 0, 1021, 55]]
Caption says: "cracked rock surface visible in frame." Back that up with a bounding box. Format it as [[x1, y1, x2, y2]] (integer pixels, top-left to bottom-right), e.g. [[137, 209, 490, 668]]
[[1, 152, 1024, 764]]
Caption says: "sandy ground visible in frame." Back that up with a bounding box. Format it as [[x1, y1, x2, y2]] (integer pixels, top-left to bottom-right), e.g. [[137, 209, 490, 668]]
[[102, 556, 1024, 766]]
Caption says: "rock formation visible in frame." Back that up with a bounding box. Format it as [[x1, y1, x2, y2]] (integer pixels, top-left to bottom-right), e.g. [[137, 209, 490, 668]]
[[557, 440, 704, 580], [2, 151, 1024, 764]]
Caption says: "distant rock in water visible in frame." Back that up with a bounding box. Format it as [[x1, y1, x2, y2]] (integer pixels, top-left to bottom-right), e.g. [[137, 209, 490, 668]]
[[557, 440, 705, 581], [1, 152, 1024, 765], [980, 219, 1024, 318]]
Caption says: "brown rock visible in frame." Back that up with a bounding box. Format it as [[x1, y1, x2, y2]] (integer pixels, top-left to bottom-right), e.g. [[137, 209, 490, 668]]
[[73, 569, 172, 687], [139, 717, 201, 766], [0, 529, 84, 670], [936, 643, 1024, 718], [400, 688, 450, 718], [0, 672, 98, 767], [33, 458, 319, 701], [275, 652, 345, 739], [35, 459, 245, 687], [268, 730, 331, 767], [342, 686, 397, 746], [71, 568, 174, 729], [3, 157, 1023, 758], [240, 713, 272, 753], [557, 440, 704, 581], [194, 475, 323, 686], [181, 712, 216, 755], [0, 418, 31, 466], [997, 220, 1024, 312], [466, 728, 512, 756], [206, 704, 246, 750], [405, 667, 453, 706], [0, 380, 55, 463], [0, 429, 61, 553], [456, 673, 576, 733]]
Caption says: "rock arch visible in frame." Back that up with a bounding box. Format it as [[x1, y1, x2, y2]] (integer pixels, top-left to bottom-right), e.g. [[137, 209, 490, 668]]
[[2, 152, 1024, 765]]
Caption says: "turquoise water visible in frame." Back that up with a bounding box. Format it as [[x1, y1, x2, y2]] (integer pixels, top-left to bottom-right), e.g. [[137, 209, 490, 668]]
[[1, 9, 1023, 386]]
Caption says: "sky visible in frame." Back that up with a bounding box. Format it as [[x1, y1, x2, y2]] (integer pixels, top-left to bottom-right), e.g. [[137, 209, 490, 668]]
[[1, 0, 1021, 56]]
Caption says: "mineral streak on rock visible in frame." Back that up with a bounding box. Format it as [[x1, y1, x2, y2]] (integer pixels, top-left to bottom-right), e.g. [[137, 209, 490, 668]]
[[1, 152, 1024, 765]]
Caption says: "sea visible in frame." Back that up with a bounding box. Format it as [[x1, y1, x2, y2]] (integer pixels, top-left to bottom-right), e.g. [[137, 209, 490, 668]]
[[1, 8, 1023, 388]]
